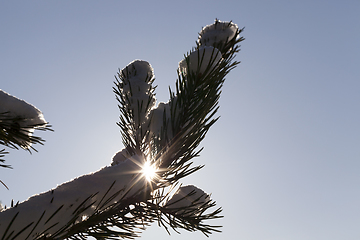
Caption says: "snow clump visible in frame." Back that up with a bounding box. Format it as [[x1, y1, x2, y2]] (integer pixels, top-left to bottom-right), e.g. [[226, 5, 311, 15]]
[[178, 46, 222, 76], [198, 19, 238, 47], [0, 89, 47, 148], [119, 60, 156, 127], [148, 102, 171, 136], [146, 95, 182, 140], [111, 148, 132, 166], [165, 185, 210, 216], [0, 89, 47, 127]]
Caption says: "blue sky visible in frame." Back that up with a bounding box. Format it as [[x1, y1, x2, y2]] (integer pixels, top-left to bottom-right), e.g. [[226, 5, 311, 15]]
[[1, 1, 359, 239]]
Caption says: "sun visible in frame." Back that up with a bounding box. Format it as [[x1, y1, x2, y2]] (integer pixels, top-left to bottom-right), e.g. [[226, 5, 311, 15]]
[[142, 161, 157, 181]]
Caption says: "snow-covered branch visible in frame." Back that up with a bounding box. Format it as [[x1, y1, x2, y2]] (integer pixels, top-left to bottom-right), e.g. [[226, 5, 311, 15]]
[[0, 90, 47, 128], [0, 154, 147, 239], [0, 89, 52, 168], [0, 19, 244, 239]]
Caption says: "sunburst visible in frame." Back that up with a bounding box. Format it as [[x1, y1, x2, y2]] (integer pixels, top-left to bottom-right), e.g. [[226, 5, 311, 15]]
[[141, 161, 157, 182]]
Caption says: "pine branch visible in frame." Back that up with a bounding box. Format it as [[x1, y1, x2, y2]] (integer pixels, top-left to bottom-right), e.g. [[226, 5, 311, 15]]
[[0, 111, 53, 168], [0, 19, 244, 239], [151, 24, 244, 184]]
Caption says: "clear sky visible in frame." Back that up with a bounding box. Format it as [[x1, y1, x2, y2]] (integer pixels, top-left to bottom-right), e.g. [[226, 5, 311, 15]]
[[1, 1, 359, 240]]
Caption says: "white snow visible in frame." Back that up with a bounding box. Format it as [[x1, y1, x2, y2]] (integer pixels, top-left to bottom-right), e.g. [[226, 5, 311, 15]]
[[146, 95, 181, 140], [148, 101, 172, 138], [0, 89, 47, 148], [198, 20, 238, 47], [111, 148, 131, 166], [121, 60, 154, 83], [0, 153, 147, 239], [164, 185, 210, 216], [178, 46, 222, 76], [120, 60, 156, 127], [0, 89, 47, 127]]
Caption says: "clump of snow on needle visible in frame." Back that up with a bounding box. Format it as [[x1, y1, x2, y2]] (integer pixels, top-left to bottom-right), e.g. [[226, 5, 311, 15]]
[[148, 101, 172, 138], [119, 60, 156, 127], [111, 148, 132, 166], [0, 90, 47, 127], [145, 94, 183, 141], [198, 19, 238, 47], [178, 46, 222, 76], [165, 185, 211, 216], [0, 89, 47, 148]]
